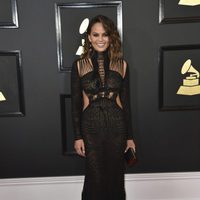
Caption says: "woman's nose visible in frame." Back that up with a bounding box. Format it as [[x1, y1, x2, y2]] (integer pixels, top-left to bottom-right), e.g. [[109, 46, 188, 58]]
[[98, 35, 103, 41]]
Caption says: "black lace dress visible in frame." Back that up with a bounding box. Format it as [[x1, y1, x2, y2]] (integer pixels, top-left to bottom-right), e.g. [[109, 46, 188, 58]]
[[71, 50, 133, 200]]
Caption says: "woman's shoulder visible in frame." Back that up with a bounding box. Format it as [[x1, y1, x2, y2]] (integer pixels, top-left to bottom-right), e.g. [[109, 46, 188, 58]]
[[115, 57, 128, 67], [72, 57, 85, 69], [73, 57, 91, 66], [120, 58, 129, 78], [71, 58, 82, 74], [72, 57, 92, 76], [121, 58, 128, 66], [72, 57, 81, 65]]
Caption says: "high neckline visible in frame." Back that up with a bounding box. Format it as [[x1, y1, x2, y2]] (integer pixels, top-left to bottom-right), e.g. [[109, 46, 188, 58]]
[[91, 48, 109, 60], [90, 48, 110, 72]]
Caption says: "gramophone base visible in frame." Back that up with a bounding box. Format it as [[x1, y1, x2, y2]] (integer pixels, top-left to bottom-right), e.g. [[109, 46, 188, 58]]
[[177, 85, 200, 95]]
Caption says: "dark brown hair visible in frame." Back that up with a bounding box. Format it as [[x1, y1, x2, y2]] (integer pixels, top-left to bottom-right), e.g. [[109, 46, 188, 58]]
[[81, 15, 122, 61]]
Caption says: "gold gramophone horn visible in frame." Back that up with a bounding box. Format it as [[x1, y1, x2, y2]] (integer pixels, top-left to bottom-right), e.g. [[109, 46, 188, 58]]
[[181, 59, 199, 78]]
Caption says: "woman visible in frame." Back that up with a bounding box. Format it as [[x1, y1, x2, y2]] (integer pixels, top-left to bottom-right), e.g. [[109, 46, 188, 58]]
[[71, 15, 136, 200]]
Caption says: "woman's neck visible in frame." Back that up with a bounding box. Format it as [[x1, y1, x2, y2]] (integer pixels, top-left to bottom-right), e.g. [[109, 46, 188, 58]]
[[91, 48, 109, 59]]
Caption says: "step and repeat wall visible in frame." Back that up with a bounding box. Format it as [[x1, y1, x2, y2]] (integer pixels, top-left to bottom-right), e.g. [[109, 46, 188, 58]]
[[0, 0, 200, 179]]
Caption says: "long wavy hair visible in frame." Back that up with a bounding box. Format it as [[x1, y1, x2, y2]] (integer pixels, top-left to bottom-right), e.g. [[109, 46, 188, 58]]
[[81, 15, 122, 61]]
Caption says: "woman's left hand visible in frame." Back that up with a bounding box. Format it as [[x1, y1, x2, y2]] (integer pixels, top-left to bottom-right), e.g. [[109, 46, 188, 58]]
[[125, 139, 136, 153]]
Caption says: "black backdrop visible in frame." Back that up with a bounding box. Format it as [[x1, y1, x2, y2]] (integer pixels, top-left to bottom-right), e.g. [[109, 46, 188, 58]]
[[0, 0, 200, 178]]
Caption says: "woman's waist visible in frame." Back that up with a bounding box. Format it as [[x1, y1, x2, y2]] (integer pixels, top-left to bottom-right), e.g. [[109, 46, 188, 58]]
[[87, 90, 118, 102], [88, 97, 123, 112], [89, 97, 115, 108]]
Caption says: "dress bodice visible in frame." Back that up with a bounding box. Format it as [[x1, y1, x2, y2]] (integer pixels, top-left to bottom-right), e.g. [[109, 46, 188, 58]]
[[78, 50, 124, 102]]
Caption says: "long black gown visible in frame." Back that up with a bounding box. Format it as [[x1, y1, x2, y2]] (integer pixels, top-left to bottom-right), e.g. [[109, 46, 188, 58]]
[[71, 49, 134, 200]]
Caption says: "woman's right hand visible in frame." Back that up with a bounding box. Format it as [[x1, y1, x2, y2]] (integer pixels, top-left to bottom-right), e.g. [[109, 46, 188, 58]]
[[74, 139, 85, 157]]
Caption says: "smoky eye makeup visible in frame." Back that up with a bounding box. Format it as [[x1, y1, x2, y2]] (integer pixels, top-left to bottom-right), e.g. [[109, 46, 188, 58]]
[[92, 33, 99, 37], [91, 32, 109, 37], [103, 32, 109, 37]]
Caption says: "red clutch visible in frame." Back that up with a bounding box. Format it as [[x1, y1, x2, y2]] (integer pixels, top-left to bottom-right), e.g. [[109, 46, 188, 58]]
[[124, 147, 137, 166]]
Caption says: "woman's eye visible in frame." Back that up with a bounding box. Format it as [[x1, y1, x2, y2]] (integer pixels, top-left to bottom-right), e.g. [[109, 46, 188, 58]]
[[92, 33, 108, 37], [93, 33, 99, 37], [103, 33, 108, 37]]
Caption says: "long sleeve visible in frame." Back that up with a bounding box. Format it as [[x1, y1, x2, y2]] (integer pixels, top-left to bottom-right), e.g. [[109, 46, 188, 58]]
[[119, 62, 134, 140], [71, 60, 83, 140]]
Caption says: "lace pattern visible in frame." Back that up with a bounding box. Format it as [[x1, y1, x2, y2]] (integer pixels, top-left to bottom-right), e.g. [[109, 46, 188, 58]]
[[71, 50, 133, 140]]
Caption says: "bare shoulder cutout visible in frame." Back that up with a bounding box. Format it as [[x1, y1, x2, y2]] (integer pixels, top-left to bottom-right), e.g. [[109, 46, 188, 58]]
[[78, 58, 93, 78], [109, 59, 124, 78], [82, 90, 90, 111]]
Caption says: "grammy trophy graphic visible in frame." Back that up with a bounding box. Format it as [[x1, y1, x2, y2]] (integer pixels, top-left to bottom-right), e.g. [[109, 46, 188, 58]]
[[177, 59, 200, 95], [0, 91, 6, 102], [178, 0, 200, 6], [76, 18, 89, 56]]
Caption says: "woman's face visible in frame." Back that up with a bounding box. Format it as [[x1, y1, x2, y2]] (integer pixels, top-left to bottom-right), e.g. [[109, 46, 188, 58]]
[[88, 22, 110, 52]]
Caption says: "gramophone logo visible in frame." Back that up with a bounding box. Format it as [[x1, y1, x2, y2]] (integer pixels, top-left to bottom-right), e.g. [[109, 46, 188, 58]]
[[177, 59, 200, 95], [76, 18, 89, 55], [0, 91, 6, 102], [178, 0, 200, 6]]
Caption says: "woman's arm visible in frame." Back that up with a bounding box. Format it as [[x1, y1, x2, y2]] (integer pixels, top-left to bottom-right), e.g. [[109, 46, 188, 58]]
[[71, 60, 83, 140], [119, 61, 134, 140]]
